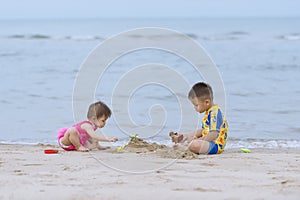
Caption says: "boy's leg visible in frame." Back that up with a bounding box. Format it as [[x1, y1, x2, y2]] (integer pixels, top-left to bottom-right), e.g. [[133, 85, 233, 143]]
[[188, 139, 210, 154]]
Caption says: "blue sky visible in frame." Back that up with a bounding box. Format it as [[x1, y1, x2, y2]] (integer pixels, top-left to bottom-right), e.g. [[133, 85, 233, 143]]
[[0, 0, 299, 19]]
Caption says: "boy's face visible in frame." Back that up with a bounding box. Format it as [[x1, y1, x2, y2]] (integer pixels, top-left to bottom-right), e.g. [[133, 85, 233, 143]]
[[190, 97, 210, 113], [94, 115, 108, 128]]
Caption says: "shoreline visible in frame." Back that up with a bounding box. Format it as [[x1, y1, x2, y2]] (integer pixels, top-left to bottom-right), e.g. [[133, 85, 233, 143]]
[[1, 143, 300, 199], [2, 137, 300, 150]]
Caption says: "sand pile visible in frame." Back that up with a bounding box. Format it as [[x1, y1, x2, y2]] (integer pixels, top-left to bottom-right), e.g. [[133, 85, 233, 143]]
[[121, 137, 198, 159], [159, 148, 199, 159], [123, 137, 167, 153]]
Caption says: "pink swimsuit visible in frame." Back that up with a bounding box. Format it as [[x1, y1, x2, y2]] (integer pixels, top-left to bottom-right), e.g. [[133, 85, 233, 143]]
[[57, 121, 97, 151]]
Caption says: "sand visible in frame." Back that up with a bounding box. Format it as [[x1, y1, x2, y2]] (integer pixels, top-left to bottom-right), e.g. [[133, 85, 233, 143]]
[[0, 142, 300, 200]]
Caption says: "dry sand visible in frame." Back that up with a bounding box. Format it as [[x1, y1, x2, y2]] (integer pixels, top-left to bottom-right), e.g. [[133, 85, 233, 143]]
[[0, 142, 299, 200]]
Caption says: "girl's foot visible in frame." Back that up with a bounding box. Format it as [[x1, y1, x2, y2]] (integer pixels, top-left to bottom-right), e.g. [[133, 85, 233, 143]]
[[97, 146, 111, 150], [77, 146, 89, 152]]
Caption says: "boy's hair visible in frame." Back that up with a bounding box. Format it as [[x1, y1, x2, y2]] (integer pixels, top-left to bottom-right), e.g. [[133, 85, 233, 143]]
[[188, 82, 213, 100], [87, 101, 111, 119]]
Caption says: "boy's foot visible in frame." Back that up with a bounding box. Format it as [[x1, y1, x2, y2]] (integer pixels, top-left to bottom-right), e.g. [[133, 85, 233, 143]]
[[172, 143, 187, 151], [77, 146, 89, 152], [169, 132, 185, 143]]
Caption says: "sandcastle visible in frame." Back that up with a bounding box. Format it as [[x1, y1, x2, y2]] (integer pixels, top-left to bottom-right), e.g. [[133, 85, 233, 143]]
[[117, 136, 198, 159], [123, 137, 167, 153]]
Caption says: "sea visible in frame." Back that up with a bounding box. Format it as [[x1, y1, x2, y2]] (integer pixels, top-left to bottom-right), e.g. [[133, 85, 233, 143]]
[[1, 18, 300, 149]]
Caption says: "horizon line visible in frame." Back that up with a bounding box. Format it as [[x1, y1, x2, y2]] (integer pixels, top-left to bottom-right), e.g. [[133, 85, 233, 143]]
[[1, 16, 300, 20]]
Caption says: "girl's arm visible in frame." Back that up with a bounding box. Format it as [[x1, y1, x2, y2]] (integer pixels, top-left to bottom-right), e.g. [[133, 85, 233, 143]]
[[81, 123, 117, 142]]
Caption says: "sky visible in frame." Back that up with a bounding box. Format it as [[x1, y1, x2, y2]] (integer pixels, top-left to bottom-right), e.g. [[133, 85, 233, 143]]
[[0, 0, 299, 19]]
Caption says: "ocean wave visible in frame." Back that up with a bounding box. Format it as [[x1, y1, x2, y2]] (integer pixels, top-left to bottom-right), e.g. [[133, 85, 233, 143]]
[[200, 35, 239, 41], [243, 64, 300, 71], [3, 32, 300, 42], [8, 34, 50, 39], [4, 34, 105, 41], [125, 31, 251, 41], [264, 64, 300, 71], [126, 33, 198, 39], [226, 138, 300, 149], [1, 32, 253, 42], [228, 31, 249, 35], [64, 35, 104, 41], [277, 33, 300, 40], [0, 51, 19, 57], [125, 33, 242, 41], [200, 31, 249, 41]]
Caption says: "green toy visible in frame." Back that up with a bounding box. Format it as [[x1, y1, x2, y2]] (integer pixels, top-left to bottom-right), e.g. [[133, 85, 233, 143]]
[[116, 134, 138, 152], [129, 134, 138, 141], [241, 148, 251, 153]]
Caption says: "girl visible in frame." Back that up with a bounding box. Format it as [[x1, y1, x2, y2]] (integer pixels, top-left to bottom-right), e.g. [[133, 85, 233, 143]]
[[57, 101, 118, 152]]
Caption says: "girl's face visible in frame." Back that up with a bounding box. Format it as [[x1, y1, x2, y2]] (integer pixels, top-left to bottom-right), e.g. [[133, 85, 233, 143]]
[[190, 97, 210, 113], [93, 115, 108, 128]]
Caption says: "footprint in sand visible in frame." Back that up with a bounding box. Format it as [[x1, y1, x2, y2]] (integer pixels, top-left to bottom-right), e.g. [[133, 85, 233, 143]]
[[201, 162, 217, 167], [13, 169, 27, 176], [194, 187, 222, 192], [23, 163, 43, 166], [173, 187, 222, 192]]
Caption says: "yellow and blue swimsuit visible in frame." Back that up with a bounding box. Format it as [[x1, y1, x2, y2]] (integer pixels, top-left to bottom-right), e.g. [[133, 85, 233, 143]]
[[201, 104, 228, 154]]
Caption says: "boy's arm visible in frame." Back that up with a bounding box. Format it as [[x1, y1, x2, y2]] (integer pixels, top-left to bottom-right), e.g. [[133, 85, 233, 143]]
[[179, 129, 202, 143], [200, 109, 222, 142], [193, 129, 203, 139], [200, 131, 218, 142], [82, 124, 117, 142]]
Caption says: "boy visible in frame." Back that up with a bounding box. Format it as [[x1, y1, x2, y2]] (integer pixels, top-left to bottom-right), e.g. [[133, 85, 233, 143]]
[[170, 82, 228, 154]]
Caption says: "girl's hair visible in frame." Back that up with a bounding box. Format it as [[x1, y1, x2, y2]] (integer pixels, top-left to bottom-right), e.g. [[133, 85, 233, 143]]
[[188, 82, 213, 100], [87, 101, 111, 119]]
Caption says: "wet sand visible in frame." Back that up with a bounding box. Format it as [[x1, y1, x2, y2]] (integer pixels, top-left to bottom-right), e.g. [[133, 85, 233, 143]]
[[0, 143, 299, 200]]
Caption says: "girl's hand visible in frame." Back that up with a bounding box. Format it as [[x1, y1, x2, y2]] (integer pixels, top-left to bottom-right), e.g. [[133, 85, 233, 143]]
[[108, 137, 118, 142]]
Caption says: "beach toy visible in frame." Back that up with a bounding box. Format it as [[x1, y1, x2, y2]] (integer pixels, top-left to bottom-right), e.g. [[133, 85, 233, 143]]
[[129, 134, 138, 141], [44, 149, 59, 154], [116, 134, 138, 152], [241, 148, 251, 153], [116, 144, 126, 152]]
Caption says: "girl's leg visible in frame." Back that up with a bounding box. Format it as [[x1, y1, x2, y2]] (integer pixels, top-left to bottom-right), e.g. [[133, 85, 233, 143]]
[[61, 128, 89, 152], [86, 139, 97, 149], [86, 139, 110, 150], [188, 139, 210, 154]]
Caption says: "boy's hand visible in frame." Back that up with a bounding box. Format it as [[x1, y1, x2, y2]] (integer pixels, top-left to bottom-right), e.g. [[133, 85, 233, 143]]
[[169, 131, 184, 143]]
